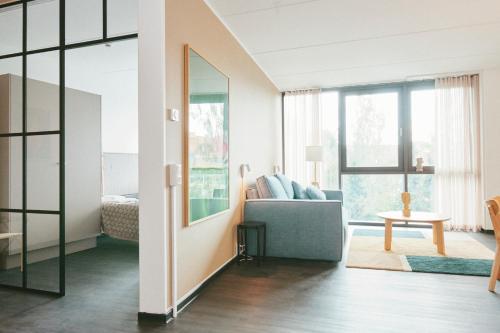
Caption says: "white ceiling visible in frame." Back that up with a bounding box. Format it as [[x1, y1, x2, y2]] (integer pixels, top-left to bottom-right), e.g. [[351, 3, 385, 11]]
[[205, 0, 500, 91]]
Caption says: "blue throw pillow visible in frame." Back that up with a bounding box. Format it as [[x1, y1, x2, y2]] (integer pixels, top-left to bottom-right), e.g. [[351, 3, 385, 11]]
[[292, 181, 308, 200], [264, 175, 289, 199], [306, 186, 326, 200], [276, 174, 294, 199]]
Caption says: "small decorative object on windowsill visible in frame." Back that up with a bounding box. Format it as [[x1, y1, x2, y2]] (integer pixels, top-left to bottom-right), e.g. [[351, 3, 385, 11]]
[[416, 157, 424, 172], [402, 192, 411, 217], [273, 165, 281, 174], [305, 145, 323, 188]]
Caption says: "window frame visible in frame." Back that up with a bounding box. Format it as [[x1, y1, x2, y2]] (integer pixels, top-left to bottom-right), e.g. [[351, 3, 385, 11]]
[[339, 83, 404, 174], [338, 80, 436, 178]]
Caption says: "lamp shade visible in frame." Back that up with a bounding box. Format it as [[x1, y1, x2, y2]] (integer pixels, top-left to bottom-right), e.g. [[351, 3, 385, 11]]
[[305, 146, 323, 162]]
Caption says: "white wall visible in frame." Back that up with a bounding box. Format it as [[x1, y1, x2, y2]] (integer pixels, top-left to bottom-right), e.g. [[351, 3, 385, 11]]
[[481, 67, 500, 230], [138, 0, 169, 315], [102, 153, 139, 195]]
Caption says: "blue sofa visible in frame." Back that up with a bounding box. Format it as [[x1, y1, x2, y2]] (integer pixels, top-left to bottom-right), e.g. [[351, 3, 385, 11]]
[[244, 189, 346, 262]]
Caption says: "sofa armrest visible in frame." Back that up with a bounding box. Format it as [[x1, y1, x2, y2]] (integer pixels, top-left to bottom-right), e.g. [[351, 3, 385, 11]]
[[323, 190, 343, 203]]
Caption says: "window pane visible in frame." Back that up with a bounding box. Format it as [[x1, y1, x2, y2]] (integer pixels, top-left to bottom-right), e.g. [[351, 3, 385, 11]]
[[27, 51, 59, 132], [345, 92, 399, 167], [66, 0, 102, 44], [411, 89, 436, 167], [0, 137, 22, 209], [342, 174, 404, 221], [107, 0, 138, 37], [408, 174, 434, 212], [28, 0, 59, 51], [321, 91, 339, 189], [27, 135, 59, 211], [27, 213, 59, 292], [0, 213, 23, 288], [0, 3, 22, 56], [0, 56, 22, 134]]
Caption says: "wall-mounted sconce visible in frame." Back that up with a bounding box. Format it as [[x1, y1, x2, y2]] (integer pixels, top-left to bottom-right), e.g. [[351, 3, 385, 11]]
[[240, 164, 251, 178]]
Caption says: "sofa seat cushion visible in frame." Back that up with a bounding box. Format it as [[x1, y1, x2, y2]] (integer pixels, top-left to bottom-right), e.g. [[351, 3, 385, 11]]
[[256, 175, 289, 199], [276, 174, 294, 199], [292, 181, 308, 199], [306, 186, 326, 200]]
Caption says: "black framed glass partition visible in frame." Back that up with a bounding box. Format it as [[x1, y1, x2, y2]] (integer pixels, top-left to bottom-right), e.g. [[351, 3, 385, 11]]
[[0, 0, 137, 296]]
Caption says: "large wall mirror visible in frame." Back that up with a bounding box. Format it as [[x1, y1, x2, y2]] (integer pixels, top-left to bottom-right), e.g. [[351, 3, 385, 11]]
[[184, 45, 230, 226]]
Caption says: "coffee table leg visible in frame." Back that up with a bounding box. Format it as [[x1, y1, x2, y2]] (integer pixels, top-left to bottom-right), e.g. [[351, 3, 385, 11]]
[[384, 219, 392, 251], [432, 224, 438, 244], [436, 221, 445, 255]]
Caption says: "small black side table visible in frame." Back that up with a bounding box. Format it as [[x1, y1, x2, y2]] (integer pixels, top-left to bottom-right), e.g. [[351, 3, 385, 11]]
[[237, 221, 266, 266]]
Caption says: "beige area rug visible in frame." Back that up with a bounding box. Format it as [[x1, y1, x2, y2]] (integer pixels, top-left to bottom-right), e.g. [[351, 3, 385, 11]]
[[346, 228, 495, 275]]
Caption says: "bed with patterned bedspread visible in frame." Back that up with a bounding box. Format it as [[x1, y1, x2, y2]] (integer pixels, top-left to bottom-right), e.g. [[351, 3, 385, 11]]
[[101, 195, 139, 241]]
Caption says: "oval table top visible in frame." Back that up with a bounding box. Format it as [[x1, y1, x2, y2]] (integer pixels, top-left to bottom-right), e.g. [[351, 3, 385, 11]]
[[377, 211, 451, 223]]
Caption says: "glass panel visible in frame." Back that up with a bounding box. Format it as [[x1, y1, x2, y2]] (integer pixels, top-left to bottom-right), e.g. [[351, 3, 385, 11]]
[[345, 92, 399, 167], [342, 174, 404, 221], [0, 3, 22, 56], [188, 48, 229, 224], [0, 213, 23, 287], [408, 174, 434, 212], [411, 89, 436, 167], [321, 91, 339, 189], [0, 56, 22, 134], [107, 0, 138, 37], [28, 0, 59, 51], [27, 51, 59, 132], [66, 40, 138, 153], [0, 137, 22, 209], [66, 0, 102, 44], [27, 135, 59, 211], [27, 213, 59, 292]]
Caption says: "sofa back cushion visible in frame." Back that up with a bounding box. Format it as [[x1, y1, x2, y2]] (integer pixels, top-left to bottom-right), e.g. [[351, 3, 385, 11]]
[[306, 186, 327, 200], [292, 181, 308, 199], [276, 174, 294, 199], [256, 175, 288, 199]]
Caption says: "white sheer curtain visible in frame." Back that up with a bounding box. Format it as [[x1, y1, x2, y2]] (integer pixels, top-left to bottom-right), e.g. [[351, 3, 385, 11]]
[[434, 75, 482, 231], [283, 89, 321, 185]]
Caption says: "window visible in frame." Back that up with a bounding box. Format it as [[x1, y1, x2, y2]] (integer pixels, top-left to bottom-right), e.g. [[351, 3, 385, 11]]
[[339, 81, 435, 222], [343, 89, 401, 170], [283, 81, 436, 222]]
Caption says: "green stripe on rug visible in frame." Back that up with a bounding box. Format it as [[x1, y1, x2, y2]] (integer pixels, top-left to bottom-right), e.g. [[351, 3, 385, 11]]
[[406, 256, 493, 276]]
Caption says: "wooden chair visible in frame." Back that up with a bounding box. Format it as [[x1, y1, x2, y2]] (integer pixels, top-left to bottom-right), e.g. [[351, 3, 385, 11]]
[[485, 197, 500, 292]]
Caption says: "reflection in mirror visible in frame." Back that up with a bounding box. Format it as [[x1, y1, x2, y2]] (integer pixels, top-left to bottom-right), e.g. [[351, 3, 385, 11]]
[[185, 46, 229, 225]]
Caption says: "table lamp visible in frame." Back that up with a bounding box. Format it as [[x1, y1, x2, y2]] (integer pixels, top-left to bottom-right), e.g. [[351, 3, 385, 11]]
[[305, 145, 323, 188]]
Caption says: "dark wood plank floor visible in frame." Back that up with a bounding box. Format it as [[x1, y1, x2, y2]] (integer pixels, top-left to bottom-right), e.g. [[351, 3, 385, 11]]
[[0, 231, 499, 333]]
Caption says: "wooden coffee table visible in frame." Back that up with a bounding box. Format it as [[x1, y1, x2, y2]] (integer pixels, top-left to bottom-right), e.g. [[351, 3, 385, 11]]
[[377, 211, 451, 255]]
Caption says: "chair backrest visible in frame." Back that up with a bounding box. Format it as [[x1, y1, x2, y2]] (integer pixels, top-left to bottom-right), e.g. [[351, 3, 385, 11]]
[[485, 197, 500, 240]]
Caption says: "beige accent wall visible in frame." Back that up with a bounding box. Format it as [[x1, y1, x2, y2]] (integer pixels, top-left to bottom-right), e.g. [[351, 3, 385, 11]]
[[165, 0, 281, 302]]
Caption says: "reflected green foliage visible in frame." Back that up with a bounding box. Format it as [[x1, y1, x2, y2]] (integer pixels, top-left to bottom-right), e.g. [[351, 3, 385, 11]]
[[408, 174, 434, 212], [342, 175, 404, 221], [346, 93, 399, 167]]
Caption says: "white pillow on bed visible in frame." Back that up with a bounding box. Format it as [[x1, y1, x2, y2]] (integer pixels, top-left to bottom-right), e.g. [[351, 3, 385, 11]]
[[102, 195, 136, 203]]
